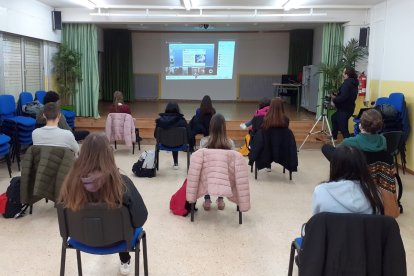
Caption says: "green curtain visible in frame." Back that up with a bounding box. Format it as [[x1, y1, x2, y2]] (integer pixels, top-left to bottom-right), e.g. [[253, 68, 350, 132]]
[[62, 24, 100, 118], [102, 29, 134, 102], [317, 23, 344, 116], [288, 29, 314, 76]]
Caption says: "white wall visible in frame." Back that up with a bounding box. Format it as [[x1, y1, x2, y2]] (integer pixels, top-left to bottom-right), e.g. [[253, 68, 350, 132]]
[[132, 32, 289, 100], [0, 0, 61, 43]]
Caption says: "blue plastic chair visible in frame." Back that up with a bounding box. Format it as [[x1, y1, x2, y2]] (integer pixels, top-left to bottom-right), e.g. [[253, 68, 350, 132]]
[[0, 133, 12, 177], [57, 204, 148, 276], [155, 127, 190, 171], [0, 95, 36, 170], [61, 110, 75, 129], [35, 90, 47, 104], [388, 93, 404, 113], [17, 92, 35, 117]]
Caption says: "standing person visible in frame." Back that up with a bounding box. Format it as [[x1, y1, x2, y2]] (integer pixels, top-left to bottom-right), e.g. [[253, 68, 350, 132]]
[[190, 95, 216, 138], [155, 102, 190, 169], [313, 145, 384, 215], [32, 102, 79, 155], [331, 67, 359, 140], [109, 91, 131, 114], [58, 134, 148, 275], [200, 113, 235, 211]]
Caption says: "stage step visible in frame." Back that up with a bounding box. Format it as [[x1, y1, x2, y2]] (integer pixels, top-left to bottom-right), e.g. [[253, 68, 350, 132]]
[[75, 117, 325, 146]]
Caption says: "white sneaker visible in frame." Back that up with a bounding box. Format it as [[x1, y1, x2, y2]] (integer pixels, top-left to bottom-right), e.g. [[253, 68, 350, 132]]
[[240, 123, 247, 130], [265, 167, 271, 172], [119, 261, 131, 275], [173, 163, 179, 170]]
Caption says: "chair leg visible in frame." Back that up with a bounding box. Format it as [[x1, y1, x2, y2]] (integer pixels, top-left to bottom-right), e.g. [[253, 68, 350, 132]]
[[288, 241, 296, 276], [133, 142, 135, 155], [191, 203, 195, 222], [238, 206, 242, 225], [142, 232, 148, 276], [187, 149, 190, 172], [29, 205, 33, 215], [289, 171, 292, 181], [135, 241, 140, 276], [5, 153, 12, 178], [254, 163, 257, 180], [60, 241, 67, 276], [283, 167, 286, 174], [16, 143, 21, 171], [114, 141, 117, 149], [155, 147, 159, 171], [250, 165, 253, 173], [396, 173, 403, 213], [138, 139, 141, 150], [76, 250, 82, 276]]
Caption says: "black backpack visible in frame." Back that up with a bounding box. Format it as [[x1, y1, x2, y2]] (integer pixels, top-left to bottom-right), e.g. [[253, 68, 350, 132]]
[[4, 177, 28, 219], [132, 150, 156, 178]]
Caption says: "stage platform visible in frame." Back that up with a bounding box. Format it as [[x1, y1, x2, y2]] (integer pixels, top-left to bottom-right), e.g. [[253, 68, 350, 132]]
[[75, 100, 328, 148]]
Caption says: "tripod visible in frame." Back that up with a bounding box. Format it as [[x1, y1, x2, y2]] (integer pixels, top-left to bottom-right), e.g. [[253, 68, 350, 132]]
[[298, 102, 335, 151]]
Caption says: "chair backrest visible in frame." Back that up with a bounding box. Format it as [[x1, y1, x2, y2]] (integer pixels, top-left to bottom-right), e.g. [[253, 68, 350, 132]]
[[299, 212, 406, 276], [388, 92, 404, 113], [0, 95, 17, 119], [374, 97, 389, 106], [156, 127, 188, 147], [57, 203, 134, 248], [19, 92, 34, 106], [35, 91, 47, 104], [383, 131, 403, 155]]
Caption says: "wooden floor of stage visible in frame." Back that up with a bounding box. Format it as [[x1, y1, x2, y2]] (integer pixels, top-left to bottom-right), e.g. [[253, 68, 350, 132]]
[[76, 100, 324, 146]]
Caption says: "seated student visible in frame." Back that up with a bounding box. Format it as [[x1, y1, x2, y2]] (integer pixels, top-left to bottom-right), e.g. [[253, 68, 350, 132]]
[[240, 97, 270, 130], [109, 91, 131, 114], [58, 134, 148, 275], [199, 113, 235, 211], [313, 145, 384, 215], [155, 102, 191, 170], [32, 102, 79, 155], [322, 109, 386, 161], [250, 97, 289, 138], [189, 95, 216, 137], [36, 91, 89, 141]]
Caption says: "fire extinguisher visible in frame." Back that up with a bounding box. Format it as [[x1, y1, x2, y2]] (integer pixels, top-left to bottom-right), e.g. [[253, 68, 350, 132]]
[[358, 72, 367, 96]]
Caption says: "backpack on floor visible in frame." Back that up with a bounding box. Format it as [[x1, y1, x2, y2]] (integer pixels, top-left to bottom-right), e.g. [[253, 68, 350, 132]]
[[132, 150, 156, 178], [239, 134, 251, 156], [170, 179, 192, 217], [4, 177, 28, 219]]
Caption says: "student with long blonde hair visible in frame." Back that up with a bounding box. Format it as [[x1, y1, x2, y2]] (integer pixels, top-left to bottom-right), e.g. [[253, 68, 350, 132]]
[[200, 113, 235, 210], [58, 133, 148, 275]]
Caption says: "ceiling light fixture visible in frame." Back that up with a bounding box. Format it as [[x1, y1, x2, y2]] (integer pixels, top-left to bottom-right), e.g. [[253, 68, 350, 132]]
[[182, 0, 191, 10], [75, 0, 96, 9]]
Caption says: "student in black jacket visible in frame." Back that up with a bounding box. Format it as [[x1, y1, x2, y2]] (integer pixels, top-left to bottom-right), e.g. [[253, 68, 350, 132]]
[[331, 67, 359, 140], [189, 95, 216, 143], [58, 133, 148, 275], [155, 102, 191, 169]]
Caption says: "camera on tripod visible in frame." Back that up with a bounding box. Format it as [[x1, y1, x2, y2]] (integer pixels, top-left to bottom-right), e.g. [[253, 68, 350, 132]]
[[323, 95, 332, 105]]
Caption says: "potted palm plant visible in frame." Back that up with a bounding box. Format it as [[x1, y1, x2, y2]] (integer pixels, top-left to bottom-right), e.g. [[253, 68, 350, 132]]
[[52, 44, 82, 110]]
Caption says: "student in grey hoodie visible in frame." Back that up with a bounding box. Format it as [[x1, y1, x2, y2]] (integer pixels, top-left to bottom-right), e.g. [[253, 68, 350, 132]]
[[322, 109, 386, 161], [313, 145, 384, 215]]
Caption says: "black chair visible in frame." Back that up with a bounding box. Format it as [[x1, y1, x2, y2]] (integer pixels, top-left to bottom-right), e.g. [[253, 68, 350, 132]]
[[155, 127, 190, 171], [57, 203, 148, 276], [288, 212, 406, 276], [383, 131, 403, 173]]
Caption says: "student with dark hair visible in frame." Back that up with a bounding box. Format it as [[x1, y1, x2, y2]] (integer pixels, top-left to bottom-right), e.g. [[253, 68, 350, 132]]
[[322, 109, 386, 161], [331, 67, 359, 140], [36, 90, 89, 141], [189, 95, 216, 140], [155, 102, 190, 169], [109, 91, 131, 114], [58, 134, 148, 275], [199, 113, 235, 210], [32, 102, 79, 154], [251, 97, 289, 138], [313, 145, 384, 215], [240, 97, 271, 130]]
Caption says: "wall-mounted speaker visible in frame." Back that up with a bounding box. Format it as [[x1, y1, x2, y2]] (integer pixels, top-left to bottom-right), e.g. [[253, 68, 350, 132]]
[[359, 27, 369, 47], [52, 11, 62, 30]]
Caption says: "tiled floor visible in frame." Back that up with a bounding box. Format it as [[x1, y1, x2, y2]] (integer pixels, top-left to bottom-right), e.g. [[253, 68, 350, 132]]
[[0, 145, 413, 276]]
